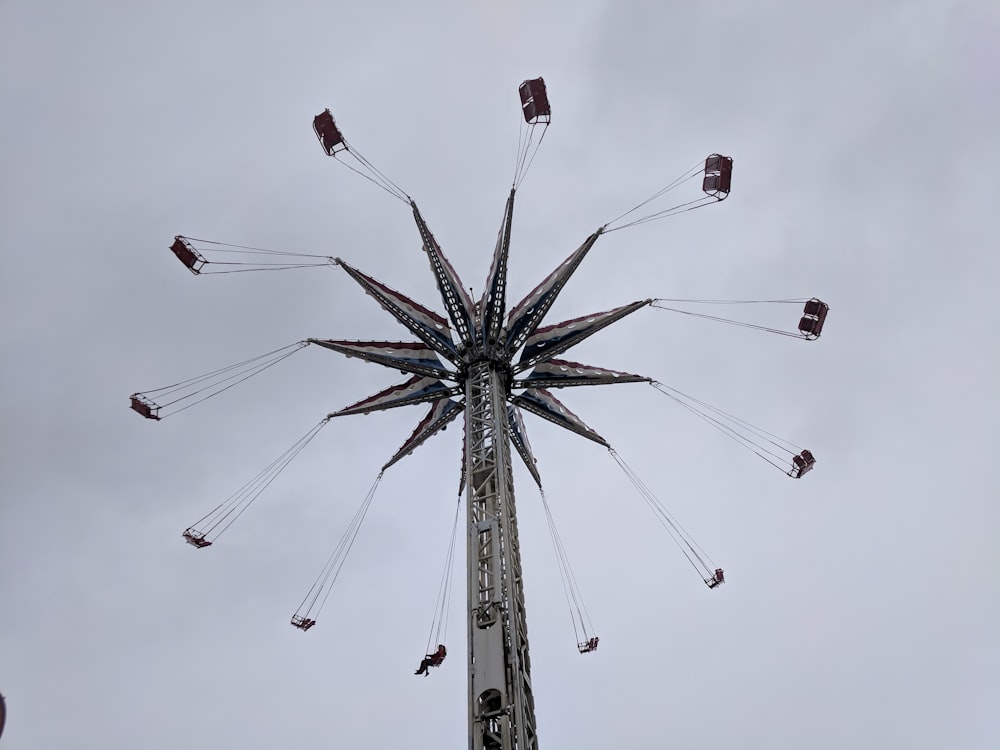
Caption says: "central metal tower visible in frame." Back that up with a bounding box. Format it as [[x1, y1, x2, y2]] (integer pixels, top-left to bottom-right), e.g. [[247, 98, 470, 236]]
[[418, 183, 539, 748], [409, 177, 618, 748], [462, 187, 535, 750], [465, 357, 536, 750]]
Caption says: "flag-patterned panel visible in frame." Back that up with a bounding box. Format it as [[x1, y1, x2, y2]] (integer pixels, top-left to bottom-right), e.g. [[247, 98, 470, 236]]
[[516, 300, 651, 371], [505, 229, 603, 355], [511, 388, 609, 447], [507, 404, 542, 489], [411, 202, 477, 347], [310, 339, 454, 380], [331, 375, 461, 417], [515, 358, 650, 389], [337, 259, 458, 359], [480, 189, 515, 349], [382, 398, 464, 470]]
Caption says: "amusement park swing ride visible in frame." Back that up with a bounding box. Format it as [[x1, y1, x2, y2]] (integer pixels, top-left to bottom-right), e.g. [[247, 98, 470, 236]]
[[131, 78, 828, 750]]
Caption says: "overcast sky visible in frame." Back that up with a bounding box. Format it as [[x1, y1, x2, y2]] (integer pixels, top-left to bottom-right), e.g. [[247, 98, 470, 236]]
[[2, 2, 998, 748]]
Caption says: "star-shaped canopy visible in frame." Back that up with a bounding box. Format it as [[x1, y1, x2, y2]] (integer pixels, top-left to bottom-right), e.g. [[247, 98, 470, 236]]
[[322, 192, 651, 485]]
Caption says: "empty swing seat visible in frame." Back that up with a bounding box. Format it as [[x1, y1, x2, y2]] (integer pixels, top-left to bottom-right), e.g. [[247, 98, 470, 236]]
[[788, 450, 816, 478], [798, 316, 821, 336], [702, 154, 733, 198], [519, 78, 551, 124], [577, 636, 599, 654], [313, 109, 346, 156], [170, 236, 207, 274], [130, 394, 161, 420], [182, 529, 212, 548], [798, 299, 829, 339], [291, 615, 316, 631]]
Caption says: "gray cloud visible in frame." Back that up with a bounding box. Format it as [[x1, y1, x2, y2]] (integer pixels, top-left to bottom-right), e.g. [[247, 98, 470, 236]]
[[1, 2, 997, 748]]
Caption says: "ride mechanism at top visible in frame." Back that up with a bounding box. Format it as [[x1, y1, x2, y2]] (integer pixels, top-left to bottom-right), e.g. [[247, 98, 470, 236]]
[[131, 77, 829, 749]]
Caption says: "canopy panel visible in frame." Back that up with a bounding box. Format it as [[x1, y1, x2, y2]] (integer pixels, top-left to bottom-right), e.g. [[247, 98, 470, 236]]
[[310, 339, 454, 380], [383, 398, 464, 470], [411, 202, 477, 349], [480, 189, 516, 351], [516, 300, 652, 371], [505, 230, 603, 355], [337, 259, 458, 360], [512, 388, 609, 447], [516, 358, 650, 389], [332, 376, 460, 417], [507, 404, 542, 489]]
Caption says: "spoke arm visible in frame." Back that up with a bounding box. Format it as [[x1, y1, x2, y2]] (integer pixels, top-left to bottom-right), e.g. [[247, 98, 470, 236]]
[[511, 388, 610, 447], [480, 188, 516, 351], [336, 259, 460, 362], [507, 404, 542, 489], [505, 229, 604, 355], [309, 339, 456, 380], [331, 376, 462, 417], [515, 300, 653, 372], [515, 358, 651, 389], [411, 201, 477, 349], [382, 398, 464, 471]]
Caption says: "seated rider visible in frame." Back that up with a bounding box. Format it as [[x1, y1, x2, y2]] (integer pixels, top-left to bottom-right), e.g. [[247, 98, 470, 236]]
[[415, 644, 447, 676]]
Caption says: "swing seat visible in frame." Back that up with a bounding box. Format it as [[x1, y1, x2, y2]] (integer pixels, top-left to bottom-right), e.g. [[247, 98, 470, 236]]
[[798, 299, 829, 339], [313, 109, 347, 156], [705, 568, 725, 588], [291, 615, 316, 631], [788, 450, 816, 478], [182, 529, 212, 548], [519, 78, 551, 124], [577, 636, 599, 654], [130, 394, 160, 420], [170, 236, 207, 274], [702, 154, 733, 198]]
